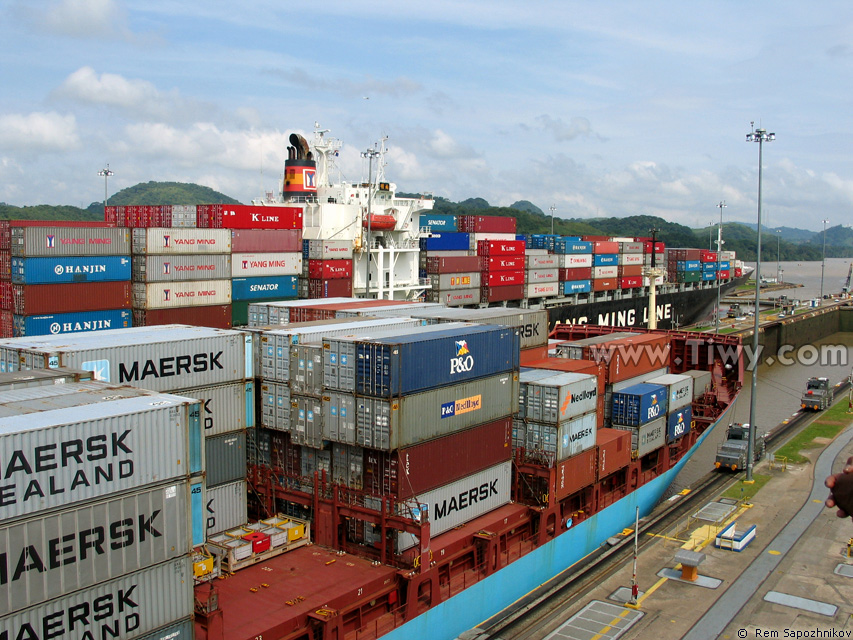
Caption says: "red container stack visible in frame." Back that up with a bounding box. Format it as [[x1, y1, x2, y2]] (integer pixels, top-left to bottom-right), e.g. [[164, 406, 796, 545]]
[[478, 239, 526, 303], [304, 240, 353, 299]]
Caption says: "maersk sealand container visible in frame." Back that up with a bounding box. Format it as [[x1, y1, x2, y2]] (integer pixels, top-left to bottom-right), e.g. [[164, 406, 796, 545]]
[[355, 324, 520, 398]]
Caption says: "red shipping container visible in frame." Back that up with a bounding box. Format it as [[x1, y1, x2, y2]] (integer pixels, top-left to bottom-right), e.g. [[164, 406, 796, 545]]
[[484, 270, 525, 287], [718, 270, 731, 279], [477, 240, 525, 256], [554, 448, 597, 500], [132, 304, 232, 329], [581, 235, 609, 242], [618, 265, 643, 278], [734, 267, 743, 278], [104, 206, 117, 225], [231, 229, 302, 253], [0, 252, 9, 282], [580, 333, 671, 384], [307, 259, 353, 280], [363, 418, 512, 499], [619, 277, 642, 289], [484, 255, 525, 271], [220, 204, 303, 230], [242, 532, 271, 554], [480, 284, 525, 303], [699, 250, 717, 263], [597, 428, 632, 478], [592, 278, 618, 291], [0, 310, 11, 338], [559, 267, 592, 281], [425, 255, 481, 274], [519, 346, 548, 365], [0, 281, 10, 310], [591, 241, 619, 254], [642, 241, 665, 254], [308, 278, 352, 299], [458, 215, 517, 233], [14, 282, 132, 315]]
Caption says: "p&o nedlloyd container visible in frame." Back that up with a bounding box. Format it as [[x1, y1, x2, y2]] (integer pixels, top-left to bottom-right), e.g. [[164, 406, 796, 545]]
[[0, 557, 193, 640], [131, 227, 231, 255], [518, 370, 599, 424], [610, 382, 668, 427], [11, 227, 130, 257]]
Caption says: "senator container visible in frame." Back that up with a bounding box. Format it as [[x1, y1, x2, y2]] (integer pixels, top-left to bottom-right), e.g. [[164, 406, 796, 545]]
[[0, 324, 253, 391], [615, 416, 666, 457], [644, 373, 693, 411], [14, 309, 132, 337], [206, 479, 248, 536], [520, 371, 599, 423], [11, 255, 131, 284], [231, 228, 302, 253], [132, 280, 231, 310], [11, 226, 130, 257], [232, 252, 302, 277], [132, 254, 231, 282], [206, 431, 247, 487], [0, 480, 194, 613], [12, 281, 131, 315], [395, 461, 512, 552], [0, 391, 201, 521], [419, 213, 458, 231], [0, 557, 193, 640], [355, 324, 520, 398], [185, 380, 254, 436], [356, 372, 519, 450], [132, 227, 232, 254], [133, 305, 232, 330], [610, 383, 668, 427], [231, 275, 298, 301]]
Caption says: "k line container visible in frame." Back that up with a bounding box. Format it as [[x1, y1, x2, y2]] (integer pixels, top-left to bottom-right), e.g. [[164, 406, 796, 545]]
[[132, 254, 231, 282], [0, 480, 195, 613], [0, 390, 201, 521], [205, 479, 248, 536], [205, 431, 247, 487], [231, 275, 298, 301], [14, 309, 132, 337], [615, 416, 666, 457], [11, 255, 131, 284], [182, 380, 254, 436], [520, 370, 599, 424], [0, 557, 193, 640], [132, 280, 232, 310], [11, 227, 130, 257], [484, 255, 525, 271], [0, 324, 253, 391], [131, 228, 232, 255], [484, 270, 524, 287], [307, 259, 352, 280], [644, 373, 693, 411], [355, 324, 520, 398], [133, 305, 232, 330], [355, 372, 519, 450], [12, 281, 131, 315], [610, 383, 668, 426], [231, 228, 302, 253], [210, 204, 302, 230], [395, 461, 512, 552], [232, 252, 302, 277]]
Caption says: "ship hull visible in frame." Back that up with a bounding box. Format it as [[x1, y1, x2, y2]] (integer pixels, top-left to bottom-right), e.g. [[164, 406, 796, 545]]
[[383, 398, 736, 640]]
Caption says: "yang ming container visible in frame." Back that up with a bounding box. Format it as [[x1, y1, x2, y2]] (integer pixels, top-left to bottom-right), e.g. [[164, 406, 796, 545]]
[[205, 479, 248, 536], [232, 252, 301, 277], [610, 383, 668, 427], [644, 373, 693, 411], [132, 227, 231, 254], [0, 480, 195, 613], [0, 557, 193, 640], [355, 324, 520, 398], [355, 372, 519, 450], [132, 280, 232, 309], [11, 255, 131, 284], [132, 254, 231, 282], [11, 226, 130, 257], [0, 324, 253, 391]]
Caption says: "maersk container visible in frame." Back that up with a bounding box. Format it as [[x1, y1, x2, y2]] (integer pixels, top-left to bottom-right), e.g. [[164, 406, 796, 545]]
[[615, 416, 666, 457], [131, 254, 232, 282], [182, 380, 254, 436], [231, 228, 302, 253], [332, 443, 364, 489], [0, 557, 193, 640], [556, 411, 597, 460], [206, 479, 248, 536], [355, 324, 520, 398], [0, 390, 200, 521], [428, 271, 482, 290], [684, 369, 712, 399], [11, 226, 130, 257], [248, 297, 354, 326], [0, 367, 94, 391], [290, 343, 324, 395], [562, 280, 592, 295], [259, 381, 290, 430], [324, 390, 357, 444], [610, 382, 668, 426], [355, 372, 519, 450], [10, 255, 131, 284], [644, 373, 693, 411], [231, 275, 298, 301], [403, 307, 549, 350], [12, 281, 131, 315], [395, 461, 512, 553], [419, 213, 458, 231], [14, 309, 132, 337], [419, 233, 470, 251], [521, 371, 599, 424], [306, 239, 353, 260], [232, 252, 302, 277], [0, 324, 253, 391], [206, 431, 247, 487], [667, 405, 693, 441], [132, 279, 232, 310], [131, 227, 231, 254], [0, 480, 194, 613], [291, 394, 325, 448]]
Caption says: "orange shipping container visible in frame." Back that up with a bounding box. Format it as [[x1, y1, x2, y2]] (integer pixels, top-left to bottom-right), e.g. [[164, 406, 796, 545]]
[[596, 428, 632, 477], [554, 447, 597, 500], [592, 278, 618, 291], [618, 265, 643, 278]]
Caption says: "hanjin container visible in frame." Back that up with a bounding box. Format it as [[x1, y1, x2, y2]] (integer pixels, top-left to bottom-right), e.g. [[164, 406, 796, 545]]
[[11, 226, 130, 257], [132, 228, 231, 254], [11, 255, 131, 284], [14, 309, 132, 337]]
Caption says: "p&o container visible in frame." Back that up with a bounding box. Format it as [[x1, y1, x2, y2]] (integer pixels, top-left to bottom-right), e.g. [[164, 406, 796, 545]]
[[610, 382, 668, 427], [666, 405, 693, 441]]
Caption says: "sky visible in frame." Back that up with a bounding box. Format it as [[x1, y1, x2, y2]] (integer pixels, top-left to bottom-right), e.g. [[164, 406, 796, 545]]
[[2, 1, 853, 232]]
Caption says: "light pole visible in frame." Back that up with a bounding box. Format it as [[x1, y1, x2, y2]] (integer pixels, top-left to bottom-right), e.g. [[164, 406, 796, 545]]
[[361, 147, 381, 294], [98, 164, 114, 210], [776, 229, 782, 284], [550, 204, 556, 235], [715, 201, 726, 333], [709, 222, 713, 251], [820, 219, 829, 300], [745, 124, 774, 483]]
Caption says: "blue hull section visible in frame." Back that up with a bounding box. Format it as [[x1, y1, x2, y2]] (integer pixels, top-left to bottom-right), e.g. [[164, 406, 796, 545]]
[[384, 399, 736, 640]]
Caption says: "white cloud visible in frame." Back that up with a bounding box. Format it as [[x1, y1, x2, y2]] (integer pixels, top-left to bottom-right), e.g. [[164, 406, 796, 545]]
[[41, 0, 122, 38], [0, 112, 80, 151]]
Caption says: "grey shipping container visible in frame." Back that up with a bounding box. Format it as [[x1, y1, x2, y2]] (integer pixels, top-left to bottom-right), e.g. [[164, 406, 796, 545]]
[[0, 324, 253, 391], [614, 416, 667, 457], [604, 366, 668, 421], [428, 272, 482, 290], [332, 443, 364, 490], [0, 391, 201, 521], [290, 344, 324, 395], [407, 307, 549, 350], [259, 381, 290, 430], [0, 367, 94, 391], [11, 227, 131, 257], [205, 479, 248, 536], [556, 411, 597, 461], [247, 298, 355, 326], [180, 380, 254, 436], [684, 369, 713, 399], [132, 254, 232, 282], [643, 373, 693, 411], [206, 431, 247, 487], [137, 618, 195, 640], [324, 390, 357, 445], [0, 480, 193, 614], [555, 332, 640, 360], [356, 372, 519, 450], [307, 239, 353, 260], [0, 557, 193, 640], [132, 227, 231, 255], [395, 461, 512, 552], [521, 371, 599, 424], [291, 395, 324, 448]]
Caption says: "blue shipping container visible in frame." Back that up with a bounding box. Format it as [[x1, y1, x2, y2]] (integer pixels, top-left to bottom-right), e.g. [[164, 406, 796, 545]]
[[701, 271, 717, 281], [554, 240, 593, 255], [419, 233, 471, 252], [717, 261, 730, 270], [666, 405, 692, 441], [13, 309, 132, 337], [562, 280, 592, 295], [611, 383, 668, 427], [675, 260, 701, 271], [419, 214, 458, 231], [11, 255, 132, 284], [356, 324, 520, 397], [232, 275, 298, 301], [593, 254, 618, 266], [702, 262, 716, 271]]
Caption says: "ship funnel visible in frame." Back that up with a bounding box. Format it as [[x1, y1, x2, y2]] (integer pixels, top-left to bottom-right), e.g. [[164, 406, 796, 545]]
[[283, 132, 318, 201]]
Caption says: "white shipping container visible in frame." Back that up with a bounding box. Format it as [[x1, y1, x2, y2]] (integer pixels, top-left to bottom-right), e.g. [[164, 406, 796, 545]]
[[619, 253, 644, 265], [525, 282, 560, 298], [720, 250, 736, 261], [558, 254, 593, 268], [307, 239, 353, 260], [643, 275, 665, 286], [593, 266, 618, 278], [183, 380, 254, 436], [469, 232, 516, 249], [232, 252, 302, 277], [526, 268, 559, 283], [396, 461, 511, 552], [248, 297, 355, 326], [132, 254, 232, 282], [132, 228, 231, 255], [619, 242, 644, 253], [556, 411, 597, 460], [428, 272, 482, 290], [644, 373, 693, 411], [521, 371, 599, 423], [427, 288, 482, 306], [132, 280, 232, 309], [525, 254, 559, 269], [205, 479, 248, 536], [0, 557, 193, 640]]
